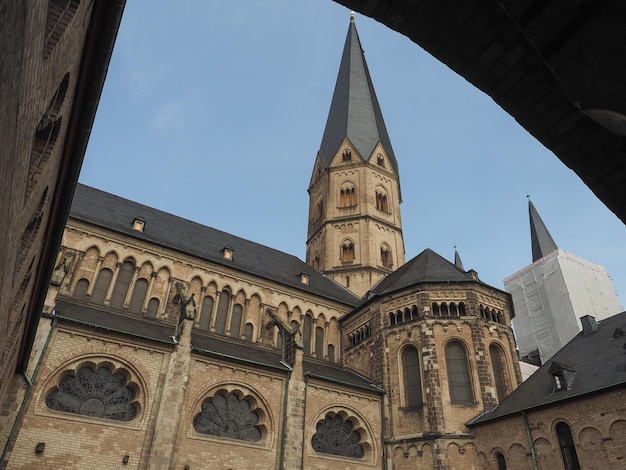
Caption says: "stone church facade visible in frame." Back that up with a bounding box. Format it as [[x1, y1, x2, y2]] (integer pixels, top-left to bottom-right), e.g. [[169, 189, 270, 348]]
[[11, 13, 625, 470]]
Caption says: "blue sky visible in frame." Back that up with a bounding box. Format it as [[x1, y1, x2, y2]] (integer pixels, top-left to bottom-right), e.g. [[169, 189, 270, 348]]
[[80, 0, 625, 306]]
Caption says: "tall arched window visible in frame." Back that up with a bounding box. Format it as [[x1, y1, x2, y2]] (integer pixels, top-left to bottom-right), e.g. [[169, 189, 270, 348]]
[[230, 304, 243, 337], [128, 278, 148, 314], [147, 298, 159, 318], [557, 422, 581, 470], [110, 260, 134, 309], [496, 452, 507, 470], [402, 347, 423, 408], [90, 268, 112, 304], [73, 278, 89, 299], [315, 326, 325, 359], [303, 314, 312, 355], [214, 290, 230, 335], [243, 323, 254, 342], [198, 296, 214, 330], [341, 241, 354, 263], [489, 344, 508, 401], [327, 344, 335, 362], [446, 341, 473, 403], [381, 244, 392, 268]]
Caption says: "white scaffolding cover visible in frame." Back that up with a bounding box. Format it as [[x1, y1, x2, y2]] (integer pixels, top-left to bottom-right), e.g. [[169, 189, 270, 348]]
[[505, 249, 620, 363]]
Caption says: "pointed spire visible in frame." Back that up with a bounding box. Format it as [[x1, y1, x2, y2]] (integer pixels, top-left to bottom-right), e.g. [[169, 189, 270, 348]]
[[318, 16, 398, 174], [528, 197, 558, 262], [454, 245, 465, 270]]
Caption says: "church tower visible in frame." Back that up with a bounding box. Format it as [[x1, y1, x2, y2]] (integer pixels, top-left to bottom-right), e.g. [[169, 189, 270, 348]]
[[306, 15, 405, 297], [505, 198, 620, 364]]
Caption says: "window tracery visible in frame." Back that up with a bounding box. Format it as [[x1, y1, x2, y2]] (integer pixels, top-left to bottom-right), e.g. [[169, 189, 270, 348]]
[[193, 391, 262, 442], [46, 365, 138, 421], [311, 413, 364, 459]]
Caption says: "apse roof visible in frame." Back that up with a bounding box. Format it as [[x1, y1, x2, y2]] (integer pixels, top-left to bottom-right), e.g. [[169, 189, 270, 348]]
[[318, 17, 398, 174], [368, 248, 477, 297], [69, 184, 360, 307]]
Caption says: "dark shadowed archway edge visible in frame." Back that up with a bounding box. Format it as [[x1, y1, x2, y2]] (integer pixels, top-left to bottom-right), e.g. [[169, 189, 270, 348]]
[[334, 0, 626, 225]]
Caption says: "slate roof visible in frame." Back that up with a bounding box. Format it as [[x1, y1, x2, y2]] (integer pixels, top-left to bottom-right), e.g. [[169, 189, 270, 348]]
[[50, 297, 379, 392], [318, 17, 398, 175], [529, 199, 558, 262], [369, 248, 477, 297], [468, 311, 626, 425], [69, 184, 360, 306], [52, 297, 176, 344]]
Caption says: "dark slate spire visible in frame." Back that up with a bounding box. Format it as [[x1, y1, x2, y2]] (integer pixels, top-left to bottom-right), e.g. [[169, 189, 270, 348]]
[[318, 15, 398, 174], [529, 199, 558, 262], [454, 245, 465, 270]]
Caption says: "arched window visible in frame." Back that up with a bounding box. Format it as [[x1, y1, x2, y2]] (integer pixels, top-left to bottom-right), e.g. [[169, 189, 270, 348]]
[[214, 290, 230, 335], [446, 341, 473, 403], [147, 298, 159, 318], [432, 302, 440, 316], [557, 422, 581, 470], [46, 365, 138, 421], [73, 278, 89, 299], [339, 185, 357, 208], [342, 149, 352, 161], [489, 344, 508, 401], [128, 278, 148, 313], [303, 314, 312, 355], [198, 296, 214, 330], [230, 304, 243, 337], [327, 344, 335, 362], [311, 413, 364, 459], [315, 326, 325, 359], [402, 347, 423, 408], [243, 323, 254, 342], [90, 268, 112, 304], [496, 452, 507, 470], [110, 260, 134, 309], [341, 241, 354, 263], [459, 302, 467, 316], [376, 153, 385, 167], [276, 330, 283, 350], [193, 391, 262, 442], [44, 0, 81, 58], [381, 244, 392, 268], [450, 303, 458, 317], [375, 190, 389, 212]]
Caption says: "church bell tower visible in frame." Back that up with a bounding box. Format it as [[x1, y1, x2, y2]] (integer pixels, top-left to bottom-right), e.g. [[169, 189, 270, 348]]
[[306, 15, 405, 297]]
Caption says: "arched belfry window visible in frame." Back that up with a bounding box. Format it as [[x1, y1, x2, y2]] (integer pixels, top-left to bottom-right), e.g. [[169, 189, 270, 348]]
[[381, 244, 392, 269], [46, 365, 138, 421], [556, 422, 581, 470], [193, 391, 263, 442], [339, 184, 357, 208], [342, 149, 352, 161], [376, 153, 385, 167], [375, 189, 389, 213], [341, 240, 355, 263], [311, 413, 365, 459], [446, 341, 473, 403], [402, 346, 423, 408]]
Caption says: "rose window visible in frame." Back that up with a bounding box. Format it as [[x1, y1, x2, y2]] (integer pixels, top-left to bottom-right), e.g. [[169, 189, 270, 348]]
[[193, 391, 261, 442], [46, 366, 138, 421], [311, 413, 364, 458]]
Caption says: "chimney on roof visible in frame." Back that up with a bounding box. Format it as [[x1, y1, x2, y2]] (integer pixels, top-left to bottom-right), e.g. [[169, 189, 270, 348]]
[[581, 315, 598, 335]]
